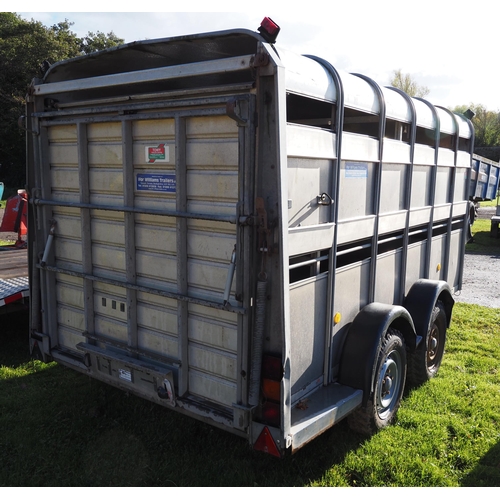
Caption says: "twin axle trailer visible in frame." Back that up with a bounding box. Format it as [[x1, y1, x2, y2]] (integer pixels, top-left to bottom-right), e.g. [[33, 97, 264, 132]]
[[25, 21, 474, 456]]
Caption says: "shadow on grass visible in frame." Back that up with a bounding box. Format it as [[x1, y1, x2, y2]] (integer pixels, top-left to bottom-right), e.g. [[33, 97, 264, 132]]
[[0, 309, 31, 366], [462, 440, 500, 487], [466, 228, 500, 256], [0, 311, 370, 487]]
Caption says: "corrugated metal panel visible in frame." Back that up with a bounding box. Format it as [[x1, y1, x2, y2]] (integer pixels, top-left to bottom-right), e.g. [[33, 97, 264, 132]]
[[46, 109, 242, 410]]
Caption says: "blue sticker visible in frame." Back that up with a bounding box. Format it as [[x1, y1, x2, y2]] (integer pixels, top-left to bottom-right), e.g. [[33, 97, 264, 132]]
[[345, 162, 368, 178], [136, 173, 176, 193]]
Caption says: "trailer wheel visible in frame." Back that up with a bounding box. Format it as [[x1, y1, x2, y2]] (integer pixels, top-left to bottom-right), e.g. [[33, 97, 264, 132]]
[[407, 300, 446, 386], [347, 328, 406, 435]]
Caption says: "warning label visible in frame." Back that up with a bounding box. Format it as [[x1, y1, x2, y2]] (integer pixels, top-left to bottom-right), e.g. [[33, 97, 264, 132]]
[[136, 173, 176, 193], [145, 144, 169, 163]]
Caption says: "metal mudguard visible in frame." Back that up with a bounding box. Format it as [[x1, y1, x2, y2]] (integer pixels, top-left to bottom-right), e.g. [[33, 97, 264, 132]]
[[403, 279, 454, 342], [338, 302, 416, 404]]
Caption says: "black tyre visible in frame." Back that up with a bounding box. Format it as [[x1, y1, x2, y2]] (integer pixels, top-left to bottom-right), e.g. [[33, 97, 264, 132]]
[[347, 328, 407, 435], [407, 300, 446, 387]]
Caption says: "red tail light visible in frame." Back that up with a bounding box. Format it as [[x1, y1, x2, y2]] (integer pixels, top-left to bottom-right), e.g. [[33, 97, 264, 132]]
[[260, 354, 282, 427], [261, 401, 280, 427]]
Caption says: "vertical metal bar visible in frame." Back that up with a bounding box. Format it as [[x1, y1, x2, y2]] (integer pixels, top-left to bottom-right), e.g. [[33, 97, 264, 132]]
[[235, 96, 255, 407], [471, 156, 478, 197], [26, 98, 42, 338], [485, 160, 491, 199], [388, 87, 417, 303], [122, 120, 138, 355], [436, 106, 460, 283], [77, 122, 95, 340], [415, 98, 440, 279], [457, 118, 475, 289], [175, 115, 189, 396], [252, 59, 291, 439], [303, 55, 344, 384], [352, 74, 386, 304], [38, 124, 58, 344], [29, 96, 50, 345]]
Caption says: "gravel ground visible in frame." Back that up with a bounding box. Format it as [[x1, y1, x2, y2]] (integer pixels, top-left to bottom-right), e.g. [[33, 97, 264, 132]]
[[454, 205, 500, 309], [0, 208, 19, 242], [454, 253, 500, 308]]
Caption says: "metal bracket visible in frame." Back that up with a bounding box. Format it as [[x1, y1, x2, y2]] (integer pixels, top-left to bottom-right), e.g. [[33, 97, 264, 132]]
[[252, 53, 270, 68], [226, 98, 248, 126], [40, 219, 57, 267], [317, 192, 333, 206], [18, 115, 39, 136], [256, 197, 270, 255], [223, 244, 237, 307]]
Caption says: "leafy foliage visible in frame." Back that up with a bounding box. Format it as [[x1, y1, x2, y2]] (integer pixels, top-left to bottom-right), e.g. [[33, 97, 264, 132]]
[[0, 13, 124, 188], [389, 69, 500, 148], [80, 30, 124, 54], [390, 69, 430, 98], [454, 103, 500, 147]]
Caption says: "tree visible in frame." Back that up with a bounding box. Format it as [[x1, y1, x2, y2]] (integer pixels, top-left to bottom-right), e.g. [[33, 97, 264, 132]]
[[80, 31, 124, 54], [0, 13, 124, 189], [390, 69, 430, 98], [453, 104, 500, 147]]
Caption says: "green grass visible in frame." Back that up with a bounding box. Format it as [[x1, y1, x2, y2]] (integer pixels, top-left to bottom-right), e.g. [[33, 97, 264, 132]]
[[478, 198, 499, 208], [1, 303, 499, 487], [1, 197, 9, 243], [1, 197, 14, 244], [466, 218, 500, 255]]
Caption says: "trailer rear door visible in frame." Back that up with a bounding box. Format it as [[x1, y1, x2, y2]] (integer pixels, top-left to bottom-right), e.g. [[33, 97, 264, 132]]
[[31, 94, 255, 428]]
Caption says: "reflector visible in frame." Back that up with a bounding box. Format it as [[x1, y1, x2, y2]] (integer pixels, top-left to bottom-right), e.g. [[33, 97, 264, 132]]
[[254, 426, 281, 457]]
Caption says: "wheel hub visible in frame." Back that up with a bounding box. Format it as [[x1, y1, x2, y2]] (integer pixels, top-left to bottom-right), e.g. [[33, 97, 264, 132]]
[[377, 354, 401, 416], [427, 326, 440, 363], [383, 376, 393, 395], [430, 336, 438, 353]]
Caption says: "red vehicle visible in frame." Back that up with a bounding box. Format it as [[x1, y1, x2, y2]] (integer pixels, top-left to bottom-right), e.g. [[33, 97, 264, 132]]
[[0, 189, 29, 314]]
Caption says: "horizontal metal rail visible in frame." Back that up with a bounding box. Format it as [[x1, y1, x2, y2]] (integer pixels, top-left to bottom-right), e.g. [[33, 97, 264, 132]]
[[32, 198, 249, 225], [36, 84, 254, 116], [38, 107, 229, 128], [80, 332, 181, 368], [33, 55, 255, 96], [336, 243, 371, 257], [38, 264, 246, 314], [289, 254, 329, 270]]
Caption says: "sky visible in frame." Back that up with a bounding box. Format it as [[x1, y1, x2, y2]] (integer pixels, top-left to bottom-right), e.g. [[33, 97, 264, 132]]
[[10, 0, 500, 111]]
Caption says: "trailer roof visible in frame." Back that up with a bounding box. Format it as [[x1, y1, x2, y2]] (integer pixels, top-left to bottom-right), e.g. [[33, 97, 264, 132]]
[[38, 28, 472, 140], [43, 29, 262, 84]]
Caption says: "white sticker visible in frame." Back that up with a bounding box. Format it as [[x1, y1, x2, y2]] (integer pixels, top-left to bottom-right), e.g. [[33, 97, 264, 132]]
[[345, 162, 368, 178], [119, 369, 132, 382], [164, 379, 173, 401]]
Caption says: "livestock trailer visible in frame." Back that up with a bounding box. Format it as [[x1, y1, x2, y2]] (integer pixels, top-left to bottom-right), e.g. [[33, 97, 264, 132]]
[[25, 19, 474, 456], [470, 154, 500, 203]]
